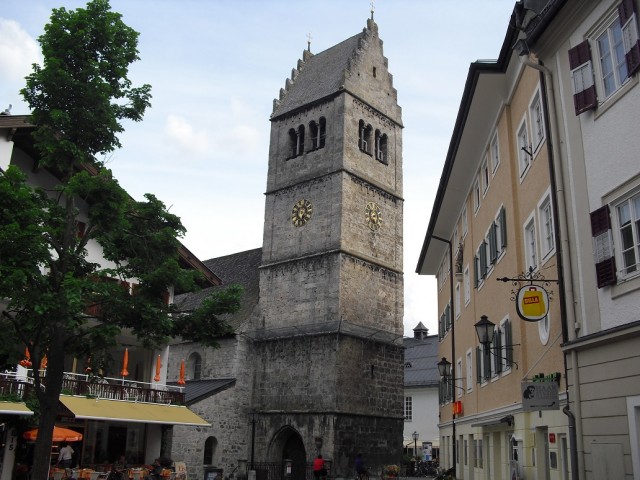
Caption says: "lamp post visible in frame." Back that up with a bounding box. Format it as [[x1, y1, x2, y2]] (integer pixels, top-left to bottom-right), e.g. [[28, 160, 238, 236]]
[[412, 431, 419, 458]]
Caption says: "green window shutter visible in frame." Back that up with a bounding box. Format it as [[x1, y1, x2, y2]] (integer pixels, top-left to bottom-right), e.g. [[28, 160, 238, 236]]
[[500, 206, 507, 249], [505, 320, 513, 366]]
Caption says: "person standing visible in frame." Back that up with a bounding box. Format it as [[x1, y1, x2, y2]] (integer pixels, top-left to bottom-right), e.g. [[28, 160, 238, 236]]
[[355, 453, 368, 480], [57, 442, 74, 468], [313, 454, 326, 480]]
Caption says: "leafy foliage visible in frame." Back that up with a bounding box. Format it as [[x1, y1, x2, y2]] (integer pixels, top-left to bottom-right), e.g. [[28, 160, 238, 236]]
[[3, 1, 242, 477]]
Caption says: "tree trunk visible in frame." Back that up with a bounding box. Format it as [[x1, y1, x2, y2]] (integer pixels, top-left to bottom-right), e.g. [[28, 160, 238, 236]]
[[30, 333, 67, 480]]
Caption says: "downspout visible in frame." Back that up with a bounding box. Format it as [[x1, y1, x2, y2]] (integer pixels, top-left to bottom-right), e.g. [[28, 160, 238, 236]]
[[519, 55, 582, 480], [432, 235, 455, 478]]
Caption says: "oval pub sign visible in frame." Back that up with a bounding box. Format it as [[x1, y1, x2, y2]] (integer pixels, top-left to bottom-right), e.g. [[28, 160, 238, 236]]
[[516, 285, 549, 322]]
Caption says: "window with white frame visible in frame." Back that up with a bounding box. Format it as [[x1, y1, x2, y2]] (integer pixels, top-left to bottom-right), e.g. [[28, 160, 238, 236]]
[[462, 205, 468, 237], [568, 1, 640, 115], [466, 350, 473, 393], [455, 282, 461, 318], [524, 215, 538, 272], [490, 132, 500, 173], [481, 155, 490, 195], [539, 193, 555, 261], [474, 175, 481, 213], [597, 12, 630, 98], [404, 396, 413, 420], [616, 190, 640, 276], [517, 119, 531, 178], [494, 206, 508, 260], [476, 343, 491, 383], [463, 265, 471, 306], [475, 438, 483, 468], [529, 88, 546, 153], [499, 317, 513, 373]]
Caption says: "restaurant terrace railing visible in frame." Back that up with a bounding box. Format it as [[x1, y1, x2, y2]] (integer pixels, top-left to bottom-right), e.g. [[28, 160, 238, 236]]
[[0, 371, 185, 405]]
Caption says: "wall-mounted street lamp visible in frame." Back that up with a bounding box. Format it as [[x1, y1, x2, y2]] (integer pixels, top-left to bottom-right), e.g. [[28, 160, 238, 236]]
[[437, 357, 451, 378], [474, 315, 519, 369], [474, 315, 496, 346]]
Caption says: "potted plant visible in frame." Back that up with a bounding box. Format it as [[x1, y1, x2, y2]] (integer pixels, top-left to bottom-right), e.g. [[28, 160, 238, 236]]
[[384, 465, 400, 478]]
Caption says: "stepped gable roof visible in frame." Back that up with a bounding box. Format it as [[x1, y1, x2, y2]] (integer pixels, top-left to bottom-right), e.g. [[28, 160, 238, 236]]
[[175, 247, 262, 330], [403, 334, 440, 387], [271, 20, 375, 119]]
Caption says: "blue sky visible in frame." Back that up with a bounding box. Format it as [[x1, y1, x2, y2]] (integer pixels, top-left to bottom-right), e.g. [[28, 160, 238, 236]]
[[1, 0, 515, 337]]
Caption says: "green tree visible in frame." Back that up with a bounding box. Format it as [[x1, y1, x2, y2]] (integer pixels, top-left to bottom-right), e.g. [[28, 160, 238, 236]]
[[1, 1, 241, 477]]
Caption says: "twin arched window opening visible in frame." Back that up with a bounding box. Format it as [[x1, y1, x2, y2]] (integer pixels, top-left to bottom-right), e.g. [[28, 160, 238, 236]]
[[359, 120, 388, 164], [288, 117, 326, 159]]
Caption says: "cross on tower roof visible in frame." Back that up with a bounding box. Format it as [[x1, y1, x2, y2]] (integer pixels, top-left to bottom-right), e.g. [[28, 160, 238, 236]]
[[307, 32, 312, 52], [370, 0, 375, 20]]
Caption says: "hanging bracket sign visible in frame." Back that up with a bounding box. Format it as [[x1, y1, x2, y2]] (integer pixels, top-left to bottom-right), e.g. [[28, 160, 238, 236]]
[[515, 284, 550, 322]]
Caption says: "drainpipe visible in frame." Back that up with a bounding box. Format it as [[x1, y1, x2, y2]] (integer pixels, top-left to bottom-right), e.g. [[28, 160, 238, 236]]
[[518, 55, 582, 480], [432, 235, 455, 478]]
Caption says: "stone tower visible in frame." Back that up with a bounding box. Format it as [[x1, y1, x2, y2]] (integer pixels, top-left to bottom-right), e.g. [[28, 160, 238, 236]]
[[248, 16, 404, 478]]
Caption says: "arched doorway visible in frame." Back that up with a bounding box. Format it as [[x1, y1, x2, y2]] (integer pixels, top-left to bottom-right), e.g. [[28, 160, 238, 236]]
[[269, 427, 307, 480]]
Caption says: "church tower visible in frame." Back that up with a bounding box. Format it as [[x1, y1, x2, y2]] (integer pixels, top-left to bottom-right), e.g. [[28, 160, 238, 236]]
[[249, 15, 404, 477]]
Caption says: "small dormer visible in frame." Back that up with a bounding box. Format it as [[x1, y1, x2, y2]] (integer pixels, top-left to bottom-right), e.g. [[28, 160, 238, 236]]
[[413, 322, 429, 340]]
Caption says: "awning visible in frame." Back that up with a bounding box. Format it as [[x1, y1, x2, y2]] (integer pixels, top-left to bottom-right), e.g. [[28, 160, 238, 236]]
[[471, 415, 514, 428], [0, 401, 33, 416], [59, 396, 210, 426]]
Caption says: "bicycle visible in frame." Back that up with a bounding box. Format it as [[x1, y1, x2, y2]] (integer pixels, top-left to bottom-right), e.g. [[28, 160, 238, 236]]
[[355, 471, 369, 480], [433, 467, 455, 480]]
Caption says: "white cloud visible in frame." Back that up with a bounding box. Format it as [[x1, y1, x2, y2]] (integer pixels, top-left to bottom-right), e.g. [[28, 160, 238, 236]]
[[164, 114, 209, 154], [0, 18, 40, 82]]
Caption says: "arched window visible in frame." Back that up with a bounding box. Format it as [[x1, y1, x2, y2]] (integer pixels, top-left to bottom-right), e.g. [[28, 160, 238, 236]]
[[375, 130, 388, 164], [204, 436, 217, 465], [289, 128, 298, 158], [309, 121, 319, 149], [318, 117, 326, 148], [187, 352, 202, 380], [296, 125, 305, 156], [359, 120, 372, 154]]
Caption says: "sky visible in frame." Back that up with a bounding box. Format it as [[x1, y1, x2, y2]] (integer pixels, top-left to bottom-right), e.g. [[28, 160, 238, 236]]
[[0, 0, 515, 338]]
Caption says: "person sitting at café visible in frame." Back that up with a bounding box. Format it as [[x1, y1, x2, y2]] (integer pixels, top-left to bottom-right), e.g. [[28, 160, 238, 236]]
[[146, 458, 163, 480]]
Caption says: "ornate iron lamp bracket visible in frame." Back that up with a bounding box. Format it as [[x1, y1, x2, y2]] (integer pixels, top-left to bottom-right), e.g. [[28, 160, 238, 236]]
[[497, 266, 558, 302]]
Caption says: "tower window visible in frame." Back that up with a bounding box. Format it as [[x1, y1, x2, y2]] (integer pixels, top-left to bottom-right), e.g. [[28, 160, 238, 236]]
[[309, 117, 326, 151], [359, 120, 372, 155], [288, 125, 305, 159], [203, 436, 217, 465], [375, 130, 388, 164], [319, 117, 326, 148]]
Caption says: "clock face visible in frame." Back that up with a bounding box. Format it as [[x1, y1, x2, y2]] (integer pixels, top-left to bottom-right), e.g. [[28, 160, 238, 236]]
[[365, 201, 382, 231], [292, 199, 313, 227]]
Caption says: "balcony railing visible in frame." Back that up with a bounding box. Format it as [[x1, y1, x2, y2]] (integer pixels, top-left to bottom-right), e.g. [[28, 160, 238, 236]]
[[0, 371, 185, 405]]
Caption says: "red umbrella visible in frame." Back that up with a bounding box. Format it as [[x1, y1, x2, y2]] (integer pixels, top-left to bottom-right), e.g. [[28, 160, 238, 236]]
[[23, 426, 83, 442], [154, 355, 161, 382], [120, 348, 129, 377], [177, 359, 186, 385]]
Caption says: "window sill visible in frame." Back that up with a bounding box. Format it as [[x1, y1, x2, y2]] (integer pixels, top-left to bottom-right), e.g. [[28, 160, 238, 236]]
[[611, 272, 640, 299], [594, 75, 638, 120]]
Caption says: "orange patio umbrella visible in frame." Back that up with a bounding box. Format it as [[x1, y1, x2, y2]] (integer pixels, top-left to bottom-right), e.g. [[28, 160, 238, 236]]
[[23, 426, 83, 442], [154, 355, 162, 382], [120, 348, 129, 377], [177, 359, 186, 385], [19, 347, 32, 368]]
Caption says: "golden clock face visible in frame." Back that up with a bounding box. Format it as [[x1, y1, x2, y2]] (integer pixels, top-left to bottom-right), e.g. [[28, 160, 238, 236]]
[[292, 199, 313, 227], [365, 201, 382, 231]]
